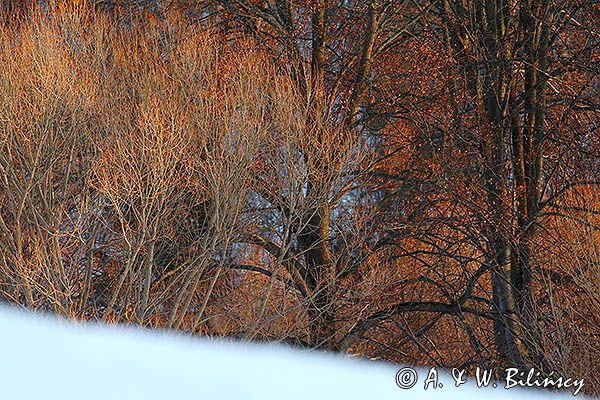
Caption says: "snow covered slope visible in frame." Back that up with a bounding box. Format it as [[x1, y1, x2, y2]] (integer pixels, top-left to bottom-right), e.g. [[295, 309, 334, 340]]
[[0, 306, 580, 399]]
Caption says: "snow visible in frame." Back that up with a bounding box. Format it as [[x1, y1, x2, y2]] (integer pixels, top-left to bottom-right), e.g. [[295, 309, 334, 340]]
[[0, 305, 577, 399]]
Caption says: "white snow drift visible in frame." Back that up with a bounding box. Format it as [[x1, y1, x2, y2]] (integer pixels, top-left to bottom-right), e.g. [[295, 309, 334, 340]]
[[0, 306, 582, 399]]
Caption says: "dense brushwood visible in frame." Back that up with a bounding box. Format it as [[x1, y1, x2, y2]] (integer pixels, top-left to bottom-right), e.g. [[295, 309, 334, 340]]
[[0, 0, 597, 395]]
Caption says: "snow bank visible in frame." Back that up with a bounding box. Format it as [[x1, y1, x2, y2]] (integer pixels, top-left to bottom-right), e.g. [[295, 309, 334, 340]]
[[0, 306, 579, 399]]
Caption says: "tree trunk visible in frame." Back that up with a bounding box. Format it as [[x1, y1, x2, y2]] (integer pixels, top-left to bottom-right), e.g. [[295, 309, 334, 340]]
[[298, 201, 336, 349]]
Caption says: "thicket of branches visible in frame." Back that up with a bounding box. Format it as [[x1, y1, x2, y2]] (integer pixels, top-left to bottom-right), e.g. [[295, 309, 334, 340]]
[[0, 0, 598, 395]]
